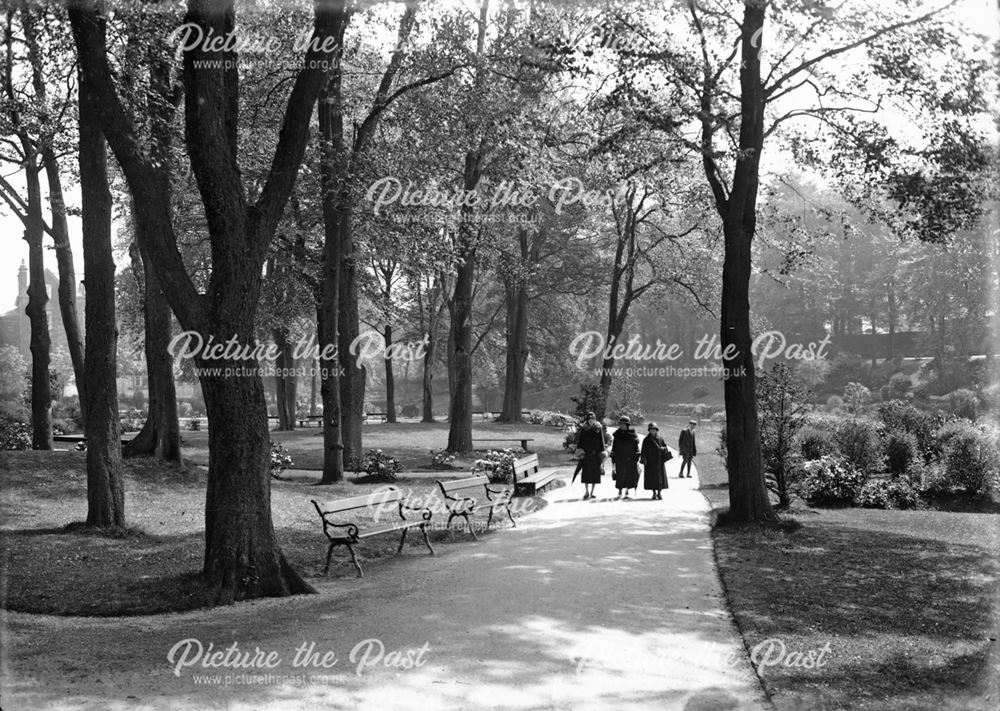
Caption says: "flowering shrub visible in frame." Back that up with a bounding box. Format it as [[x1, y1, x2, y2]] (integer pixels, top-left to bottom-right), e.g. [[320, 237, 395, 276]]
[[429, 449, 456, 469], [798, 456, 866, 506], [0, 419, 32, 451], [270, 441, 294, 479], [475, 449, 517, 483], [947, 388, 979, 421], [350, 449, 403, 481], [857, 478, 921, 509]]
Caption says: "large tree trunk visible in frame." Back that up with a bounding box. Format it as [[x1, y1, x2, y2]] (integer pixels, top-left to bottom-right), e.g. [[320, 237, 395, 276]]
[[69, 0, 342, 602], [446, 251, 475, 452], [122, 244, 181, 463], [201, 370, 310, 601], [720, 223, 773, 523], [339, 232, 366, 462], [23, 157, 52, 450], [717, 2, 776, 524], [272, 327, 294, 431], [498, 280, 528, 423], [384, 323, 397, 423], [43, 149, 86, 419], [317, 75, 346, 484], [79, 85, 124, 527]]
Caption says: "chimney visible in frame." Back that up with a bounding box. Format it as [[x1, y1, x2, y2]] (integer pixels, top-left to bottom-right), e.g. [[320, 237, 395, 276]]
[[15, 260, 27, 307]]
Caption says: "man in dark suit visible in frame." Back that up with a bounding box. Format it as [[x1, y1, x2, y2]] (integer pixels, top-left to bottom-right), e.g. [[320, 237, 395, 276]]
[[678, 420, 697, 478]]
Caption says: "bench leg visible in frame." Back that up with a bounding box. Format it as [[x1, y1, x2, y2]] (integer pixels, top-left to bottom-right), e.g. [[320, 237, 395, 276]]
[[397, 527, 409, 554], [346, 543, 364, 578], [486, 507, 494, 530], [323, 542, 336, 575], [506, 504, 517, 528], [465, 514, 478, 540], [420, 524, 435, 555]]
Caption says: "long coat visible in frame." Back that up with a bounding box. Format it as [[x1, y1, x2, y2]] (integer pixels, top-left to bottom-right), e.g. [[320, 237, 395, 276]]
[[641, 434, 671, 490], [611, 427, 640, 488], [575, 422, 608, 484], [679, 428, 697, 459]]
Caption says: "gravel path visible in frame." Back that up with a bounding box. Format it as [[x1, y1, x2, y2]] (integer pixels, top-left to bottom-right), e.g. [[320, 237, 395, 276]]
[[2, 457, 767, 711]]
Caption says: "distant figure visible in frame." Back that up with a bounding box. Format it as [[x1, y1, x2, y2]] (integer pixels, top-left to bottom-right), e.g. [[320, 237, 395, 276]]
[[678, 420, 697, 478], [611, 416, 640, 498], [641, 423, 671, 499], [575, 411, 607, 499]]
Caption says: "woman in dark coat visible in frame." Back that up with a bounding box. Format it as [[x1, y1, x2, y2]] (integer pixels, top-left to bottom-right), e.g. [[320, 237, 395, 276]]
[[575, 411, 607, 499], [641, 422, 671, 499], [611, 416, 641, 498]]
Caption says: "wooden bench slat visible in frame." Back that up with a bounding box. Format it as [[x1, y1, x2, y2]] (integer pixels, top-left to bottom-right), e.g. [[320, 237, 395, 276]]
[[313, 488, 404, 514]]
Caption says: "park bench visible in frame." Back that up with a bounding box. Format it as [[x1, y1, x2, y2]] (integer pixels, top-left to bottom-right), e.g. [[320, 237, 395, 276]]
[[53, 433, 134, 445], [297, 415, 323, 427], [436, 474, 515, 539], [362, 412, 388, 423], [511, 453, 560, 496], [311, 487, 435, 578], [472, 437, 534, 452]]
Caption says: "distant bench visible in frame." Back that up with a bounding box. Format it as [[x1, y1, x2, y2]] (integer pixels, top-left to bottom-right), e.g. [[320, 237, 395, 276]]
[[311, 487, 434, 578], [437, 475, 515, 539], [472, 438, 534, 452], [511, 453, 560, 496], [362, 412, 388, 423], [297, 415, 323, 427]]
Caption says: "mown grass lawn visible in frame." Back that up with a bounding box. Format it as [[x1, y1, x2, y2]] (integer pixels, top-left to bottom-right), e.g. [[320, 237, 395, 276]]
[[180, 420, 575, 472], [0, 450, 547, 616], [702, 487, 1000, 710]]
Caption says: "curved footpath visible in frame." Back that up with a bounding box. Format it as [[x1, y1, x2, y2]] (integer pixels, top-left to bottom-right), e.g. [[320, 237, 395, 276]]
[[2, 457, 767, 711]]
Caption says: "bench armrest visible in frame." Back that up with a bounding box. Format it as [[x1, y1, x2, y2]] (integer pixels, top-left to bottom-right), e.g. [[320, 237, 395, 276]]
[[318, 519, 361, 543], [399, 501, 434, 522], [484, 485, 512, 501]]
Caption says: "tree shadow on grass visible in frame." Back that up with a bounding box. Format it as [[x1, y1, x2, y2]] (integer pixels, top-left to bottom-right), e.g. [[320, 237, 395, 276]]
[[714, 520, 999, 709]]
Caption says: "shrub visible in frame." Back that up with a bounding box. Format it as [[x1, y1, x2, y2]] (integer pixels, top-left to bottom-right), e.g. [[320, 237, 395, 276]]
[[757, 363, 811, 508], [856, 480, 891, 509], [691, 385, 709, 400], [269, 441, 293, 479], [796, 425, 838, 461], [879, 385, 891, 402], [177, 401, 193, 418], [349, 449, 403, 481], [919, 462, 953, 497], [886, 479, 921, 509], [474, 449, 517, 484], [0, 418, 32, 451], [186, 417, 201, 431], [857, 478, 921, 509], [942, 424, 1000, 497], [429, 449, 456, 469], [843, 382, 871, 414], [826, 395, 844, 412], [911, 382, 931, 401], [946, 388, 979, 421], [877, 400, 935, 460], [798, 456, 866, 506], [888, 372, 911, 398], [834, 418, 884, 476], [884, 431, 919, 479]]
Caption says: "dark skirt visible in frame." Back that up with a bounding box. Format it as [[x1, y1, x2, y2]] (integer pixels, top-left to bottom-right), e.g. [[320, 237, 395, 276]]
[[613, 457, 640, 488], [643, 461, 667, 490], [580, 453, 604, 484]]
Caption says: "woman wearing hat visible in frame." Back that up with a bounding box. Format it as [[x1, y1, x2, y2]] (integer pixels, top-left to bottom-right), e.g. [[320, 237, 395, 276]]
[[611, 416, 640, 498], [575, 411, 607, 499], [641, 423, 671, 499]]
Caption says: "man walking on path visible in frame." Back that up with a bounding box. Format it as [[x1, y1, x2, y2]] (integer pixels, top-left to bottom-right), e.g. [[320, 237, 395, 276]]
[[679, 420, 697, 478]]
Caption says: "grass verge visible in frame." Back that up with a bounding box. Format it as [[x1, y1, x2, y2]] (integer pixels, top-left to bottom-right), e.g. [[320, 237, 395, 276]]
[[704, 493, 999, 710], [0, 450, 548, 616]]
